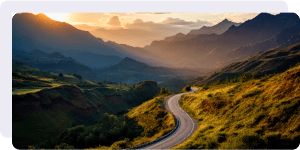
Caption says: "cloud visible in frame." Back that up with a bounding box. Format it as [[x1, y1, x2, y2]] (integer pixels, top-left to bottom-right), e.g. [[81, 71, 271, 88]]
[[126, 19, 163, 29], [160, 17, 213, 27], [161, 17, 194, 25], [107, 16, 121, 26], [189, 20, 214, 27]]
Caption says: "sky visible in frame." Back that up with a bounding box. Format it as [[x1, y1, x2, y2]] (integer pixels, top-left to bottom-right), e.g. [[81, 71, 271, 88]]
[[45, 13, 260, 28], [42, 13, 261, 47]]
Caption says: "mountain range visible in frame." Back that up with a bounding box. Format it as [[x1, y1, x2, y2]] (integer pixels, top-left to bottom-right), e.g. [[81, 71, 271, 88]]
[[188, 19, 241, 35], [12, 49, 98, 80], [144, 13, 300, 69], [12, 13, 166, 69], [12, 12, 300, 85], [96, 57, 207, 84]]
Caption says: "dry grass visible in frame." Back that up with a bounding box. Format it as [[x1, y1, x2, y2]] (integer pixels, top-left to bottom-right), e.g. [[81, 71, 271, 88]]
[[91, 96, 176, 149], [174, 65, 300, 149]]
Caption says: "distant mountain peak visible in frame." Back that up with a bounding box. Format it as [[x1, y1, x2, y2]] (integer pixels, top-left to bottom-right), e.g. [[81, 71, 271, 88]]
[[120, 57, 145, 64], [30, 49, 48, 57], [122, 57, 134, 61], [176, 32, 184, 35], [47, 52, 66, 59], [188, 18, 240, 35], [254, 13, 274, 20], [221, 19, 230, 23]]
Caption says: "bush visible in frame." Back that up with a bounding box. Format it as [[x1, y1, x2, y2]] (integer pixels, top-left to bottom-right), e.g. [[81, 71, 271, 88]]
[[184, 85, 192, 91], [238, 72, 251, 83], [211, 78, 223, 85], [54, 143, 75, 149], [160, 87, 170, 95], [201, 84, 209, 90], [72, 73, 82, 79]]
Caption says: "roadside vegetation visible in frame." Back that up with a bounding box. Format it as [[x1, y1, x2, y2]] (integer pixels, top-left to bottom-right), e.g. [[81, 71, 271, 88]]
[[179, 85, 192, 93], [175, 62, 300, 149], [28, 89, 175, 149]]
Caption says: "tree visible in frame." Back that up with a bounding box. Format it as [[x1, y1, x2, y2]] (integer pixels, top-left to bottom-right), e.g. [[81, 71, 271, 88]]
[[184, 85, 192, 91], [59, 73, 63, 77], [72, 73, 82, 79], [160, 87, 169, 95]]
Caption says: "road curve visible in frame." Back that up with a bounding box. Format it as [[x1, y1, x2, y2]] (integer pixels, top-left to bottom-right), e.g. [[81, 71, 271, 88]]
[[143, 88, 198, 149]]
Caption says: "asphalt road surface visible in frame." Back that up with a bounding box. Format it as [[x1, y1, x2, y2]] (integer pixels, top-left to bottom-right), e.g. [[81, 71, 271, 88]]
[[143, 88, 198, 149]]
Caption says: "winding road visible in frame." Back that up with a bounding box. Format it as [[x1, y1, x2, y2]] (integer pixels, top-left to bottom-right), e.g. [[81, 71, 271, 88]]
[[143, 88, 198, 149]]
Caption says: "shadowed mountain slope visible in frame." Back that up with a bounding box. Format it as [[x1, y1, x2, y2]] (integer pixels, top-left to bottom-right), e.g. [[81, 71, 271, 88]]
[[144, 13, 300, 69], [96, 57, 207, 85], [13, 13, 167, 69], [191, 42, 300, 84], [188, 19, 241, 35], [12, 50, 97, 80]]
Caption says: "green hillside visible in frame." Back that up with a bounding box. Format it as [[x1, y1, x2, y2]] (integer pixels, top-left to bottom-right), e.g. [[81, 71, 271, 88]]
[[12, 61, 160, 149], [174, 62, 300, 149]]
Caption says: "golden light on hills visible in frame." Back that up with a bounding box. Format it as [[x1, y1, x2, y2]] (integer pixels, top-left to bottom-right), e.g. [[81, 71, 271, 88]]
[[43, 13, 69, 22]]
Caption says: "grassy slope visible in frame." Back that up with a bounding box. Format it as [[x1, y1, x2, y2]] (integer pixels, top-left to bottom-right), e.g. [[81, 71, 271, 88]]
[[12, 61, 160, 148], [91, 95, 176, 149], [174, 63, 300, 149], [29, 95, 175, 149], [191, 42, 300, 85]]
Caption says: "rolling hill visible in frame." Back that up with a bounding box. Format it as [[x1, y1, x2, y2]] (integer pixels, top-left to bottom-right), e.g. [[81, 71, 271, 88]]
[[12, 49, 98, 81], [96, 57, 208, 85], [190, 42, 300, 84], [175, 59, 300, 149], [12, 61, 161, 148]]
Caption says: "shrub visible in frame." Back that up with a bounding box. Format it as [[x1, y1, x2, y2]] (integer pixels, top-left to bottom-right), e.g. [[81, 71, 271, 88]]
[[72, 73, 82, 79], [211, 78, 223, 85], [238, 72, 251, 83], [184, 85, 192, 91], [54, 143, 75, 149], [207, 93, 213, 97], [201, 84, 209, 90], [160, 87, 170, 95]]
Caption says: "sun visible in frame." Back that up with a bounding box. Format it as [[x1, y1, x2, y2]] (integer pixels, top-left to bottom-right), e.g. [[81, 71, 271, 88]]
[[44, 13, 69, 22], [43, 13, 69, 22]]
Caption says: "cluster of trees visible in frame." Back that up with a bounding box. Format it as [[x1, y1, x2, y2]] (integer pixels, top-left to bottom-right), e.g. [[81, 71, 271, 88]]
[[31, 113, 143, 149], [72, 73, 82, 79], [196, 72, 264, 88], [160, 87, 170, 95]]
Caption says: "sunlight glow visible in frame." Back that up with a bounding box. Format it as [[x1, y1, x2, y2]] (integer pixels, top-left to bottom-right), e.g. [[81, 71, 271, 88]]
[[44, 13, 69, 22]]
